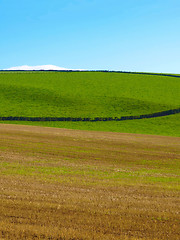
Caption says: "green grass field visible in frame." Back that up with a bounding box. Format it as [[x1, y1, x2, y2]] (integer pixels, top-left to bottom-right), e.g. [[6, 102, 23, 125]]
[[0, 71, 179, 136]]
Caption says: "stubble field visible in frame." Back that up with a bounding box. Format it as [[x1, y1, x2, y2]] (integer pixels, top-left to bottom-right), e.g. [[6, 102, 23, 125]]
[[0, 124, 179, 239]]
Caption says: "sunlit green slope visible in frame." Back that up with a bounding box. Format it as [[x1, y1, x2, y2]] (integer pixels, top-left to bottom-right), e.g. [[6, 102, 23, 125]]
[[0, 71, 179, 136], [0, 71, 179, 117]]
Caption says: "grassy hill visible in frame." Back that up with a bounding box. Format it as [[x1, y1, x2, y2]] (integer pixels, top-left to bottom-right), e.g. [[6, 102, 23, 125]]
[[0, 71, 179, 136]]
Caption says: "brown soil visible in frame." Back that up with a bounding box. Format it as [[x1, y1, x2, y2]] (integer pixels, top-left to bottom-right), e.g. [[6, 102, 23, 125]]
[[0, 124, 179, 240]]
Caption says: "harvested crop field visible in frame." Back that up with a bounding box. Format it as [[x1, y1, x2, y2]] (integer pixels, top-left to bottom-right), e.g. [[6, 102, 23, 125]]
[[0, 124, 180, 240]]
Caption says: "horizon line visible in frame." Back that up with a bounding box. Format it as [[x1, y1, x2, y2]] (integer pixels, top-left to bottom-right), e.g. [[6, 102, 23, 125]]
[[0, 69, 179, 77]]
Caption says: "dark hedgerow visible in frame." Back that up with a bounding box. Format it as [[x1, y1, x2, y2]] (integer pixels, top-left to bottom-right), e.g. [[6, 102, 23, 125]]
[[0, 108, 179, 122]]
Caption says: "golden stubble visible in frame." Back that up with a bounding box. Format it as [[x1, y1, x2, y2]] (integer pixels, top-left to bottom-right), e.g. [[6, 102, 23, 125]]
[[0, 124, 180, 240]]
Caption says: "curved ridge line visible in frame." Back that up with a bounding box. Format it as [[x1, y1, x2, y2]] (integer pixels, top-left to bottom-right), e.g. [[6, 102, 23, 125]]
[[1, 70, 180, 78]]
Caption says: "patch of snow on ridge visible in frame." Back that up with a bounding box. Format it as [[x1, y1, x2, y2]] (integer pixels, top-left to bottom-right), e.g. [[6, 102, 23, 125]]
[[5, 65, 69, 71]]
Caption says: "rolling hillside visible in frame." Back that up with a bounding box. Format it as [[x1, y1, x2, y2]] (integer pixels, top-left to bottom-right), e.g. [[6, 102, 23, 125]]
[[0, 71, 179, 136]]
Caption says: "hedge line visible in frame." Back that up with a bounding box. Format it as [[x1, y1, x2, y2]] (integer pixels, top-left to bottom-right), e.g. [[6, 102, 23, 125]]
[[1, 70, 180, 78], [0, 108, 179, 122]]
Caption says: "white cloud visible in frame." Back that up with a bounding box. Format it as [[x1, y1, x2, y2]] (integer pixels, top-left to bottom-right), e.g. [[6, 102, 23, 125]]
[[4, 65, 86, 71], [4, 65, 69, 71]]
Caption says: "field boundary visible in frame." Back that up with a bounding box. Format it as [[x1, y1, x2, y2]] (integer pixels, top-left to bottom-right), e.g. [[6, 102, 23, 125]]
[[1, 70, 180, 78], [0, 108, 179, 122]]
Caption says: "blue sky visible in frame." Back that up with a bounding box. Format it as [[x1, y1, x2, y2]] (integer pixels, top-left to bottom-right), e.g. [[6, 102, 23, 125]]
[[0, 0, 180, 73]]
